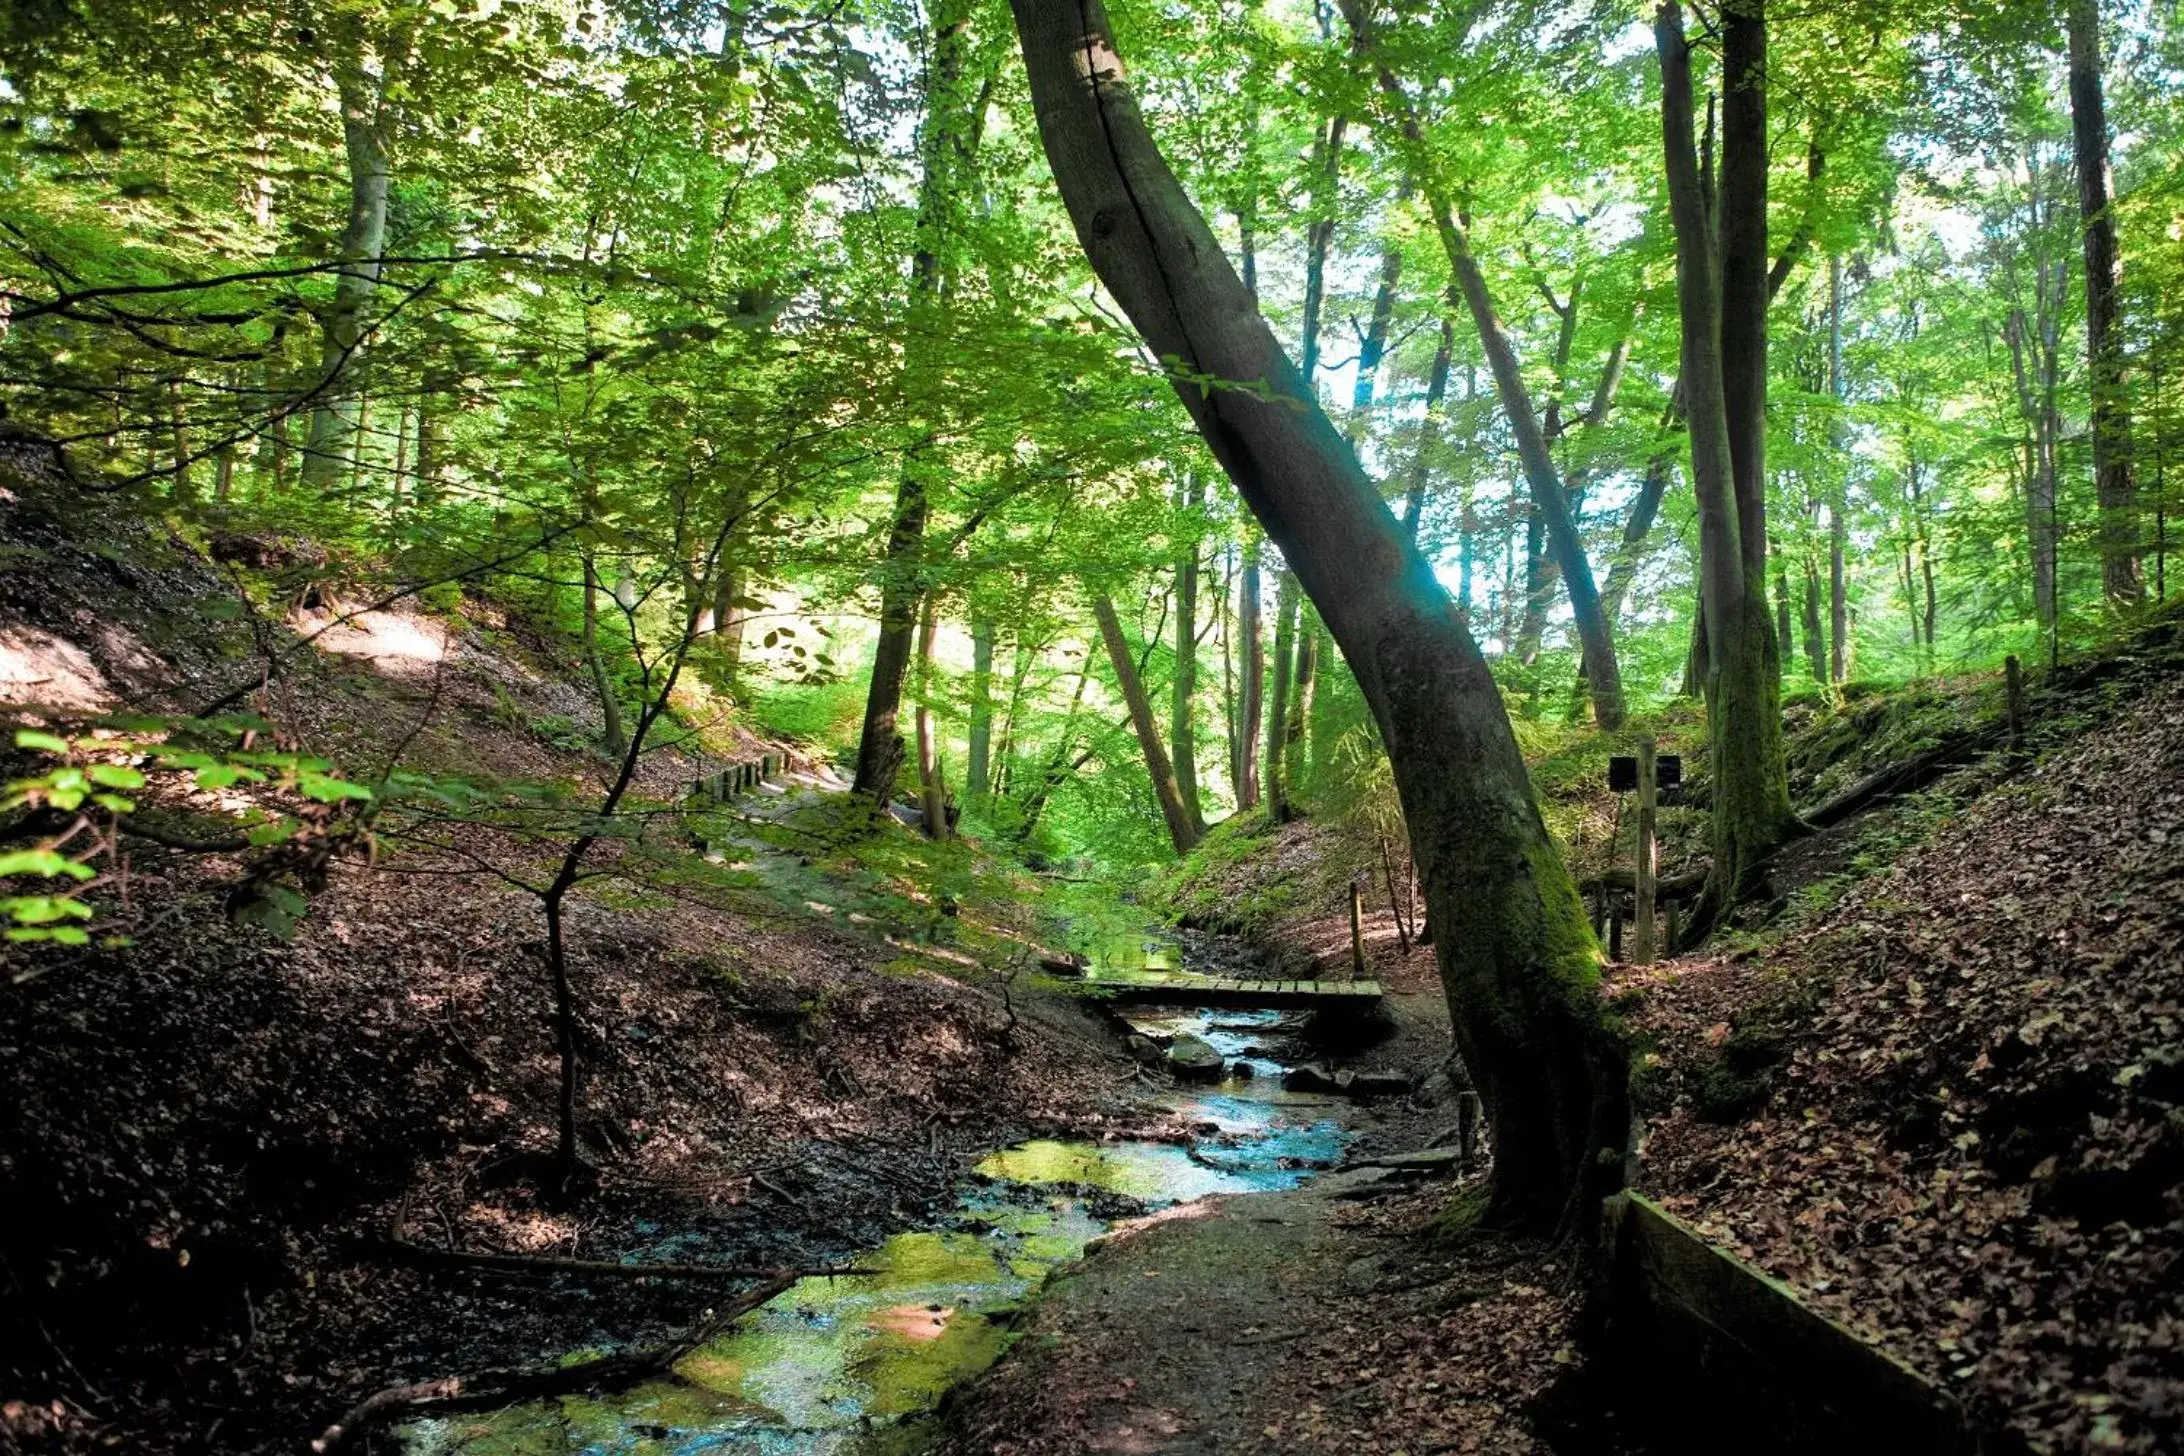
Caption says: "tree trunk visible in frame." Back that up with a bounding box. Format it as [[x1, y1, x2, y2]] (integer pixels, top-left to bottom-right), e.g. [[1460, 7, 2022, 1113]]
[[1092, 593, 1200, 856], [1264, 571, 1297, 821], [302, 29, 402, 492], [851, 0, 979, 808], [1171, 476, 1206, 832], [1827, 257, 1852, 683], [915, 594, 951, 839], [1659, 0, 1798, 919], [582, 557, 626, 757], [1234, 536, 1264, 809], [1350, 198, 1407, 441], [967, 615, 995, 798], [2068, 0, 2141, 602], [1283, 610, 1319, 813], [1829, 506, 1850, 682], [1370, 61, 1623, 728], [1401, 317, 1456, 542], [1299, 115, 1348, 386], [167, 378, 195, 506], [1010, 0, 1627, 1234], [1801, 555, 1827, 684]]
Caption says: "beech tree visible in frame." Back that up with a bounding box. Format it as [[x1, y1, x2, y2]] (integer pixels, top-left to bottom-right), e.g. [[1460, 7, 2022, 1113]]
[[1008, 0, 1628, 1230]]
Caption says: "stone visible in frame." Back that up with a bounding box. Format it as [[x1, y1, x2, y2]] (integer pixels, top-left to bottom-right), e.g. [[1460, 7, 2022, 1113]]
[[1227, 1059, 1256, 1081], [1282, 1062, 1341, 1093], [1166, 1033, 1225, 1082], [1342, 1254, 1387, 1295], [1125, 1035, 1165, 1066], [1348, 1071, 1414, 1099]]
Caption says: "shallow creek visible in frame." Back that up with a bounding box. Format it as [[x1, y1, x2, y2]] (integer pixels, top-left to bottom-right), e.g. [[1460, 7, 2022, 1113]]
[[405, 1003, 1356, 1455]]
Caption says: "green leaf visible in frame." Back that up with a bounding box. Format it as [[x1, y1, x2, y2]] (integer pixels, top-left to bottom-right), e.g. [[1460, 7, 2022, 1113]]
[[87, 764, 146, 789], [299, 773, 373, 803], [0, 850, 97, 881], [195, 764, 264, 789], [230, 883, 308, 938], [1, 894, 95, 924], [247, 820, 299, 847], [7, 924, 91, 945], [14, 730, 69, 754]]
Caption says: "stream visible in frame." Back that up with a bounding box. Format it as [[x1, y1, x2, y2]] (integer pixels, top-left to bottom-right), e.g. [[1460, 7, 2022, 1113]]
[[404, 996, 1359, 1456]]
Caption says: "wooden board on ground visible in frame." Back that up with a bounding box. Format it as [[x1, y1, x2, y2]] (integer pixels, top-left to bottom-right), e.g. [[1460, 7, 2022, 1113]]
[[1078, 974, 1384, 1010]]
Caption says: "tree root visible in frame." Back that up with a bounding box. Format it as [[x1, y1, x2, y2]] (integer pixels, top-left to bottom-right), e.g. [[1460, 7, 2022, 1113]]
[[310, 1268, 801, 1451]]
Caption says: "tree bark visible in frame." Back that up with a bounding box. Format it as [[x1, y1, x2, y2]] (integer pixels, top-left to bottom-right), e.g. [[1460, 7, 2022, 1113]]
[[1283, 609, 1319, 813], [915, 593, 952, 839], [1401, 316, 1456, 543], [1092, 593, 1200, 856], [1827, 256, 1852, 683], [1010, 0, 1626, 1233], [967, 615, 995, 797], [1264, 571, 1297, 821], [1367, 60, 1624, 728], [1299, 115, 1348, 386], [1234, 536, 1264, 809], [1658, 0, 1798, 920], [851, 0, 979, 808], [303, 25, 402, 492], [1171, 476, 1206, 832], [2067, 0, 2141, 602]]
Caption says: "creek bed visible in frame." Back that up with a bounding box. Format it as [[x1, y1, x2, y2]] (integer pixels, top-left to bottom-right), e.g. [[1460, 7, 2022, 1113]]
[[404, 1009, 1356, 1455]]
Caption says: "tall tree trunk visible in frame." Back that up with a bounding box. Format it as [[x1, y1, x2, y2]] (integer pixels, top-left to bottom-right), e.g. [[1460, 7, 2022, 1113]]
[[966, 616, 996, 799], [167, 378, 195, 506], [1774, 559, 1794, 663], [582, 557, 626, 757], [2068, 0, 2141, 602], [1801, 555, 1827, 684], [1283, 610, 1320, 813], [302, 28, 402, 492], [1014, 648, 1091, 840], [1092, 593, 1200, 856], [915, 593, 952, 839], [1367, 56, 1624, 728], [1234, 536, 1264, 809], [1659, 0, 1798, 920], [1171, 476, 1206, 832], [1011, 0, 1627, 1234], [1350, 197, 1407, 443], [1401, 317, 1456, 542], [1827, 257, 1852, 683], [852, 0, 980, 808], [1299, 115, 1348, 387], [1264, 571, 1298, 821]]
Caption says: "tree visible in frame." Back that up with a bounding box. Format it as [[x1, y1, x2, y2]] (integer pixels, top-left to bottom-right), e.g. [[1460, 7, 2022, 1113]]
[[1657, 0, 1801, 921], [1092, 593, 1201, 856], [2067, 0, 2141, 602], [1008, 0, 1628, 1231]]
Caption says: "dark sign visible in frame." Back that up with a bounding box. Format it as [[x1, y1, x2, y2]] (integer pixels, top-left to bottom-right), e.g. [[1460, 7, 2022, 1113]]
[[1608, 754, 1683, 794]]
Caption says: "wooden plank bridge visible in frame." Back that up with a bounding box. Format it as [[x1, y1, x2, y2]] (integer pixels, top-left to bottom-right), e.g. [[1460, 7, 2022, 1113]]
[[1075, 973, 1383, 1011]]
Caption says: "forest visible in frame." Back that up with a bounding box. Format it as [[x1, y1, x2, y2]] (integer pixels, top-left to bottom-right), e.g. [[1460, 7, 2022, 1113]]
[[0, 0, 2180, 1452]]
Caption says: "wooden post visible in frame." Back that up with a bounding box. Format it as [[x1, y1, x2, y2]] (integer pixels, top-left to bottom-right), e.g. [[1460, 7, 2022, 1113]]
[[1663, 895, 1679, 960], [1348, 878, 1366, 980], [1634, 735, 1658, 964], [2005, 654, 2025, 754]]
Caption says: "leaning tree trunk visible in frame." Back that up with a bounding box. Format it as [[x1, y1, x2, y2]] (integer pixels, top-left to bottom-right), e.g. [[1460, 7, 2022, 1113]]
[[1010, 0, 1627, 1234], [1092, 593, 1201, 856], [1362, 49, 1625, 730], [2067, 0, 2141, 603]]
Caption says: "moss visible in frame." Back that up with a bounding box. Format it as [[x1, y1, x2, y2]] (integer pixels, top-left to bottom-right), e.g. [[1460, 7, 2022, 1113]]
[[1429, 1183, 1494, 1244]]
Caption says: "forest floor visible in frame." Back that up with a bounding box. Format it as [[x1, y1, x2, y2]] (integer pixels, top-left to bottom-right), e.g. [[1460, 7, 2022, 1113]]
[[944, 608, 2184, 1456], [5, 465, 2181, 1456], [0, 481, 1175, 1455]]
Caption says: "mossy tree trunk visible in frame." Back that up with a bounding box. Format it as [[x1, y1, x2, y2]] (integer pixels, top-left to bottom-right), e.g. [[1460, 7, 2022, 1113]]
[[1658, 0, 1800, 923], [1010, 0, 1628, 1233], [1093, 593, 1201, 857]]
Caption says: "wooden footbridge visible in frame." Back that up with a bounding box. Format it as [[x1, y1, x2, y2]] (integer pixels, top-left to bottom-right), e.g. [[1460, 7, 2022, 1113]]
[[1070, 971, 1383, 1011]]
